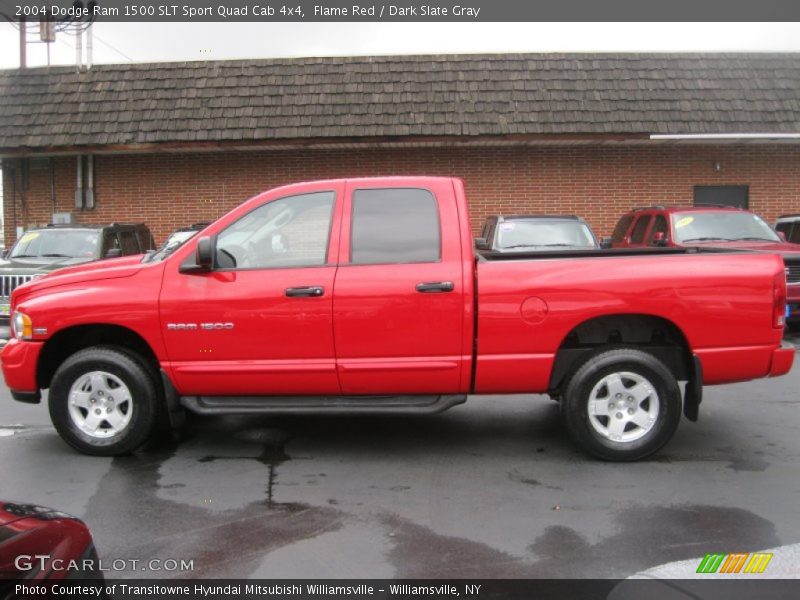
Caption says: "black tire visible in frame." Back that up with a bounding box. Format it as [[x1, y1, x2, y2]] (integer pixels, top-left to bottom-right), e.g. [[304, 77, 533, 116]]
[[560, 347, 682, 461], [49, 346, 160, 456]]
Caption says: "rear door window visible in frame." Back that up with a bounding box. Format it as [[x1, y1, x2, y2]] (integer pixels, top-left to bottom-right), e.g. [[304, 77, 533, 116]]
[[350, 188, 440, 264], [630, 216, 652, 244]]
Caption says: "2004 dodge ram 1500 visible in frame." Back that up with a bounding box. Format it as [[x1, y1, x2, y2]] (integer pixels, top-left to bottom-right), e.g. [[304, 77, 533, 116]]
[[1, 177, 794, 460]]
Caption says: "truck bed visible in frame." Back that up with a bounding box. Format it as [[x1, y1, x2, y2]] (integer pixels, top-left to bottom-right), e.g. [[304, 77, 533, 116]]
[[473, 247, 786, 393]]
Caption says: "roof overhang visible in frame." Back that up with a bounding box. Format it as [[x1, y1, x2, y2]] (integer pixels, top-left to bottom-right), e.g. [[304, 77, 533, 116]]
[[3, 132, 800, 159], [650, 133, 800, 143]]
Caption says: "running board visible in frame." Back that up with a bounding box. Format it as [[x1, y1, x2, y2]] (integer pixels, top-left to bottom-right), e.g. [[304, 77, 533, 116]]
[[180, 394, 467, 415]]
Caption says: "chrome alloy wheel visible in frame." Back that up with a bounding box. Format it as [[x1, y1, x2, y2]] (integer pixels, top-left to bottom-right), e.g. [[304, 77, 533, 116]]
[[67, 371, 133, 438], [587, 371, 659, 443]]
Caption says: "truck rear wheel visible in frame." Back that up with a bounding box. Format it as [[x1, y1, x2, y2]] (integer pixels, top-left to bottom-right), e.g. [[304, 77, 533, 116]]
[[560, 347, 682, 461], [49, 346, 159, 456]]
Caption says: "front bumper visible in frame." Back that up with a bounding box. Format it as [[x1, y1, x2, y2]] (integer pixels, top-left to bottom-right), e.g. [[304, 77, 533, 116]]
[[769, 342, 795, 377], [1, 338, 43, 400]]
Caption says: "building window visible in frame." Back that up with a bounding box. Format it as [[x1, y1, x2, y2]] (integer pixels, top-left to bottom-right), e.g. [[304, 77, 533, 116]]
[[694, 185, 749, 209]]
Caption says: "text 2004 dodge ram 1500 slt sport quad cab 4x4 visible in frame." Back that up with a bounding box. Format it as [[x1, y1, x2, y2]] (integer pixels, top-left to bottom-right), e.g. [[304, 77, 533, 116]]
[[1, 177, 794, 461]]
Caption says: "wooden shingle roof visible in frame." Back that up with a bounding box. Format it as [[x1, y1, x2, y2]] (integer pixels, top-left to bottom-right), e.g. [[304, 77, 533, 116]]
[[1, 53, 799, 152]]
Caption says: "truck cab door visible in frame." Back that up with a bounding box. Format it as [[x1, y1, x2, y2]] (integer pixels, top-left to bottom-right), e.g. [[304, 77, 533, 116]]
[[332, 179, 467, 394], [159, 182, 344, 396]]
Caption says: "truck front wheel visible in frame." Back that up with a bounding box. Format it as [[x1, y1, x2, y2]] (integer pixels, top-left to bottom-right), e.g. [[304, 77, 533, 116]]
[[49, 347, 160, 456], [561, 347, 682, 461]]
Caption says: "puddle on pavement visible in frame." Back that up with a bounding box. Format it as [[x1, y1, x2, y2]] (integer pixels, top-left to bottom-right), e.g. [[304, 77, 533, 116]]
[[79, 421, 345, 577]]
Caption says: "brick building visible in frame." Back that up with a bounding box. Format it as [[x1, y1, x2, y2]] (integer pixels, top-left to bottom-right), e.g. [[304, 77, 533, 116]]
[[1, 53, 799, 245]]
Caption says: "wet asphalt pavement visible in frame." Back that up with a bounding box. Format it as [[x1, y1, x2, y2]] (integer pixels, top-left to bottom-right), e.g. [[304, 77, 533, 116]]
[[1, 332, 799, 580]]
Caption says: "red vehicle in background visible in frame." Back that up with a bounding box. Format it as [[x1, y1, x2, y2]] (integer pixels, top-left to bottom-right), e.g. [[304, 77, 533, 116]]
[[1, 178, 793, 462], [610, 205, 800, 323], [0, 501, 102, 585]]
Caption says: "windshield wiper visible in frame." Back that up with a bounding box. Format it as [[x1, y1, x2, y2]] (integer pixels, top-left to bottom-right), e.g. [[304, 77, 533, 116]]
[[681, 237, 736, 242], [40, 253, 72, 258], [730, 237, 778, 242], [10, 254, 38, 258]]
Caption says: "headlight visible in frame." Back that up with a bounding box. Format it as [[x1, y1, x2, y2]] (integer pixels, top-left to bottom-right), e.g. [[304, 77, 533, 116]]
[[12, 311, 33, 340]]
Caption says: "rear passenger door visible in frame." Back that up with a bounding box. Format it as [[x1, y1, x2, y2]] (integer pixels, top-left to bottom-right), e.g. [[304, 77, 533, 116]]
[[332, 180, 465, 394]]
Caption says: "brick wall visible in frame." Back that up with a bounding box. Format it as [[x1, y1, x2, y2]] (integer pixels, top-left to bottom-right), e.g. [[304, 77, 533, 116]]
[[3, 144, 800, 246]]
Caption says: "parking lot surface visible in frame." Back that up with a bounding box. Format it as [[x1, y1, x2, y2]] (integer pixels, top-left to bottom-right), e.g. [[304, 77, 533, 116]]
[[1, 332, 799, 579]]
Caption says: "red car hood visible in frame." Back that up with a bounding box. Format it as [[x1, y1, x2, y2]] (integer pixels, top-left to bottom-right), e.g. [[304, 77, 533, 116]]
[[0, 502, 76, 526], [11, 255, 146, 301], [0, 504, 24, 526]]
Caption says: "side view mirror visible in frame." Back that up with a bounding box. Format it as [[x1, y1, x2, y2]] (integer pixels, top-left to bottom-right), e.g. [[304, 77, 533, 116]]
[[196, 236, 214, 269], [777, 231, 788, 242], [104, 248, 122, 258], [474, 237, 490, 251], [179, 235, 215, 273], [652, 231, 668, 247], [599, 237, 612, 249]]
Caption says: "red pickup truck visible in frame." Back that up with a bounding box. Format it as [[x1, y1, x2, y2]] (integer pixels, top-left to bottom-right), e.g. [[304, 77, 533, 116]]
[[1, 177, 793, 461]]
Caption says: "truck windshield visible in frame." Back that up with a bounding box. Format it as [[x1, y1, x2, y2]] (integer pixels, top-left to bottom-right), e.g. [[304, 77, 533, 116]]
[[10, 230, 101, 260], [672, 212, 780, 244], [495, 220, 598, 250]]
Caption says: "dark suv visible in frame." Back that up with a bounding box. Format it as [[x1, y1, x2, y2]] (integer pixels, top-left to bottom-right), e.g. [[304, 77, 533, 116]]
[[611, 206, 800, 323], [0, 223, 154, 340]]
